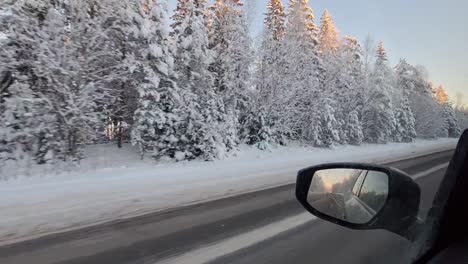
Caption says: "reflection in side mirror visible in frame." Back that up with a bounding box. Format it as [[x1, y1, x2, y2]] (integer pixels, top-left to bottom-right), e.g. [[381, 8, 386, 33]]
[[308, 168, 389, 224], [296, 163, 421, 241]]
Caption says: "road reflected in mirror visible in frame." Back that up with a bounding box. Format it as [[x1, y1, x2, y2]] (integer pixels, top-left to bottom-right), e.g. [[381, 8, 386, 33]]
[[307, 168, 389, 224]]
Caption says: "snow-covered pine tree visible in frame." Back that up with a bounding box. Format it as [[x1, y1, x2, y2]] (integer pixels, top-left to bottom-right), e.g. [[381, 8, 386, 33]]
[[45, 0, 126, 158], [208, 0, 253, 152], [394, 59, 416, 94], [316, 97, 341, 147], [441, 102, 460, 138], [375, 41, 400, 111], [172, 0, 228, 160], [265, 0, 286, 41], [362, 41, 396, 144], [0, 1, 14, 45], [2, 0, 127, 162], [317, 10, 343, 143], [251, 0, 288, 147], [395, 61, 445, 138], [0, 1, 15, 109], [171, 0, 191, 35], [282, 0, 323, 143], [394, 59, 417, 142], [0, 2, 63, 163], [339, 36, 366, 113], [286, 0, 318, 42], [394, 97, 417, 142], [241, 109, 274, 150], [324, 36, 365, 145], [128, 0, 187, 160], [0, 81, 60, 166], [362, 89, 396, 144], [434, 85, 449, 105], [345, 110, 364, 145], [318, 35, 365, 147], [413, 83, 446, 138], [317, 13, 364, 146], [435, 86, 461, 138], [376, 40, 387, 61], [258, 0, 287, 103], [96, 1, 141, 148], [318, 9, 339, 53]]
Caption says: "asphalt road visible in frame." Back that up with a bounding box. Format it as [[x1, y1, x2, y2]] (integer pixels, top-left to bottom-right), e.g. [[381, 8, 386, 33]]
[[0, 150, 454, 264]]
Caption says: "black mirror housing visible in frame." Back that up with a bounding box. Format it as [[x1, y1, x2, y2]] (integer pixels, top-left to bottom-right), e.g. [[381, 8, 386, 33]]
[[296, 163, 421, 240]]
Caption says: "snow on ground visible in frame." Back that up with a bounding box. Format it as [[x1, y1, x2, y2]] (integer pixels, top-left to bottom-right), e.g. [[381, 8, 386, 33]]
[[0, 138, 457, 245]]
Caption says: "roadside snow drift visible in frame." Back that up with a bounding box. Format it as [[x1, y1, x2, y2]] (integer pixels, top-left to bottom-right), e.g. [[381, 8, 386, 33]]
[[0, 139, 457, 245]]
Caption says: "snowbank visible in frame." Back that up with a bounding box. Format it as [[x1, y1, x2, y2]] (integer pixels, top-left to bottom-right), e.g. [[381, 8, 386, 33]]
[[0, 138, 457, 245]]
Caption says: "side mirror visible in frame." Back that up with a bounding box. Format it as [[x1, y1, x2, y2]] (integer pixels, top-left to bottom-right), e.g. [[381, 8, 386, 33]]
[[296, 163, 421, 240]]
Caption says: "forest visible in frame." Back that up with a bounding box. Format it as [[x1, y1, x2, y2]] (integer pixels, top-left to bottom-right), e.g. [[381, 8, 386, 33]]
[[0, 0, 467, 166]]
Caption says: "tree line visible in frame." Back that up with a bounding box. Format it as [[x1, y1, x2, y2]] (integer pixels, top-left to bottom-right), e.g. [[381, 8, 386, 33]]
[[0, 0, 465, 166]]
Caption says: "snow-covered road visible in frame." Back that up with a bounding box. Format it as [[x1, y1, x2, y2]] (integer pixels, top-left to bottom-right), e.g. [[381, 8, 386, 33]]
[[0, 139, 457, 246]]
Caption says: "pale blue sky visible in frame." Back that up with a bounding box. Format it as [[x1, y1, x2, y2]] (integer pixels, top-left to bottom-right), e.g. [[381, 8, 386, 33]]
[[167, 0, 467, 105]]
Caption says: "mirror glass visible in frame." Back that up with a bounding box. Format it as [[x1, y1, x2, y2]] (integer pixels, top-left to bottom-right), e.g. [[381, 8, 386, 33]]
[[307, 168, 389, 224]]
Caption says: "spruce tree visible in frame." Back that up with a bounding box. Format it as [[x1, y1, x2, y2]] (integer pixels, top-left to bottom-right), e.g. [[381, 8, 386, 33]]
[[362, 41, 396, 143], [209, 0, 252, 152], [265, 0, 286, 41], [435, 85, 449, 105], [171, 0, 191, 34], [129, 0, 186, 160], [394, 97, 417, 142], [172, 0, 227, 160], [339, 36, 366, 114], [283, 0, 323, 143], [1, 0, 127, 161], [286, 0, 319, 43], [321, 36, 365, 145], [318, 9, 339, 53], [316, 97, 341, 147], [394, 59, 417, 142], [438, 92, 461, 138], [0, 81, 60, 165], [346, 110, 364, 145], [252, 0, 288, 147], [395, 60, 443, 138]]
